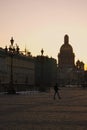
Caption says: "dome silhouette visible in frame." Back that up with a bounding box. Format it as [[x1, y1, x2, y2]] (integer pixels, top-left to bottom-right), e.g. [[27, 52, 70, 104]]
[[60, 34, 73, 53], [60, 43, 73, 53]]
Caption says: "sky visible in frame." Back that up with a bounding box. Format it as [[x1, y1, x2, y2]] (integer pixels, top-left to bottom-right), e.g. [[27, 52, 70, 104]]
[[0, 0, 87, 67]]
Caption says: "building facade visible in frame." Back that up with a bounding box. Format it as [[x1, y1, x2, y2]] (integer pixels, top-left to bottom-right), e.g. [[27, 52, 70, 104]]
[[0, 38, 35, 91], [34, 49, 57, 91], [0, 48, 8, 83], [0, 39, 57, 92]]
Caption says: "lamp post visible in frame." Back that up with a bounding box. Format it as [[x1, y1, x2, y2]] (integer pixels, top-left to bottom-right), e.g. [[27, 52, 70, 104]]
[[5, 37, 16, 94]]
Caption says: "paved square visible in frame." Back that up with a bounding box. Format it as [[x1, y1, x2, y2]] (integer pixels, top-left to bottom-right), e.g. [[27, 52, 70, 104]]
[[0, 87, 87, 130]]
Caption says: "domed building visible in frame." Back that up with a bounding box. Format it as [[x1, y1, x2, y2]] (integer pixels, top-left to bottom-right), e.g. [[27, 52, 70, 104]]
[[57, 35, 76, 86], [58, 34, 75, 68]]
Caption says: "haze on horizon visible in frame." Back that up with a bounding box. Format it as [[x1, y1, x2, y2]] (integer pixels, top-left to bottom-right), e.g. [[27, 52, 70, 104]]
[[0, 0, 87, 67]]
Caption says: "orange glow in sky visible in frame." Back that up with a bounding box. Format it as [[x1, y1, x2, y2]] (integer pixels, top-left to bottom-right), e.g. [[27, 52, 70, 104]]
[[0, 0, 87, 65]]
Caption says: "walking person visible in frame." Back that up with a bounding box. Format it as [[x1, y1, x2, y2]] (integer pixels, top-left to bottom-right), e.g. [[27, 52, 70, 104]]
[[53, 83, 61, 100]]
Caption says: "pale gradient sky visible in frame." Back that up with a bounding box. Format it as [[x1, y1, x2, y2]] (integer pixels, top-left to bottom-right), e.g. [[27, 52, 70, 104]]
[[0, 0, 87, 66]]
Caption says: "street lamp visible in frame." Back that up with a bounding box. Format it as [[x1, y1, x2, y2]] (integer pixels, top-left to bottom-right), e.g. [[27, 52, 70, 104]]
[[5, 37, 16, 94]]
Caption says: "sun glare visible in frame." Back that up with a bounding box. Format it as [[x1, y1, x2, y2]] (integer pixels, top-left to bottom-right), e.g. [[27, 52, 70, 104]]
[[84, 64, 87, 70]]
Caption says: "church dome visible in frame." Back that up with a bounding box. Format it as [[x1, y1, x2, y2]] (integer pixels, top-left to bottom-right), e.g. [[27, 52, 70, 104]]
[[60, 35, 73, 53], [60, 43, 73, 53]]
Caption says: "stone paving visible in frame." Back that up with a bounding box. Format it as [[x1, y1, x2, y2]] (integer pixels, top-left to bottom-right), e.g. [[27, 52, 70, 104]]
[[0, 87, 87, 130]]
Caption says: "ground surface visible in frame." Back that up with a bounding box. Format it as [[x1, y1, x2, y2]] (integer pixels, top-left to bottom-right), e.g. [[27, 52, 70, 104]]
[[0, 87, 87, 130]]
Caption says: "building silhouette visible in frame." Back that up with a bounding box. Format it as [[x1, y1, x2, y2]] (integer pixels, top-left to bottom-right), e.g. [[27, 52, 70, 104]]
[[0, 35, 86, 92], [57, 34, 85, 86], [0, 39, 57, 92], [58, 34, 75, 68]]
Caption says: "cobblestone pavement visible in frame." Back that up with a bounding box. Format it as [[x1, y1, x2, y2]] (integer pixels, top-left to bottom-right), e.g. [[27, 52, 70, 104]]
[[0, 87, 87, 130]]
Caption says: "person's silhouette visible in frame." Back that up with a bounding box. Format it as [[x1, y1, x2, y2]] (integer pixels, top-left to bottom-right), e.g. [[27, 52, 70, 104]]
[[53, 83, 61, 100]]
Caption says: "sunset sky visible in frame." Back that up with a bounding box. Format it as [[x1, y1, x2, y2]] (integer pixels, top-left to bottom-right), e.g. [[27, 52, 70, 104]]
[[0, 0, 87, 67]]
